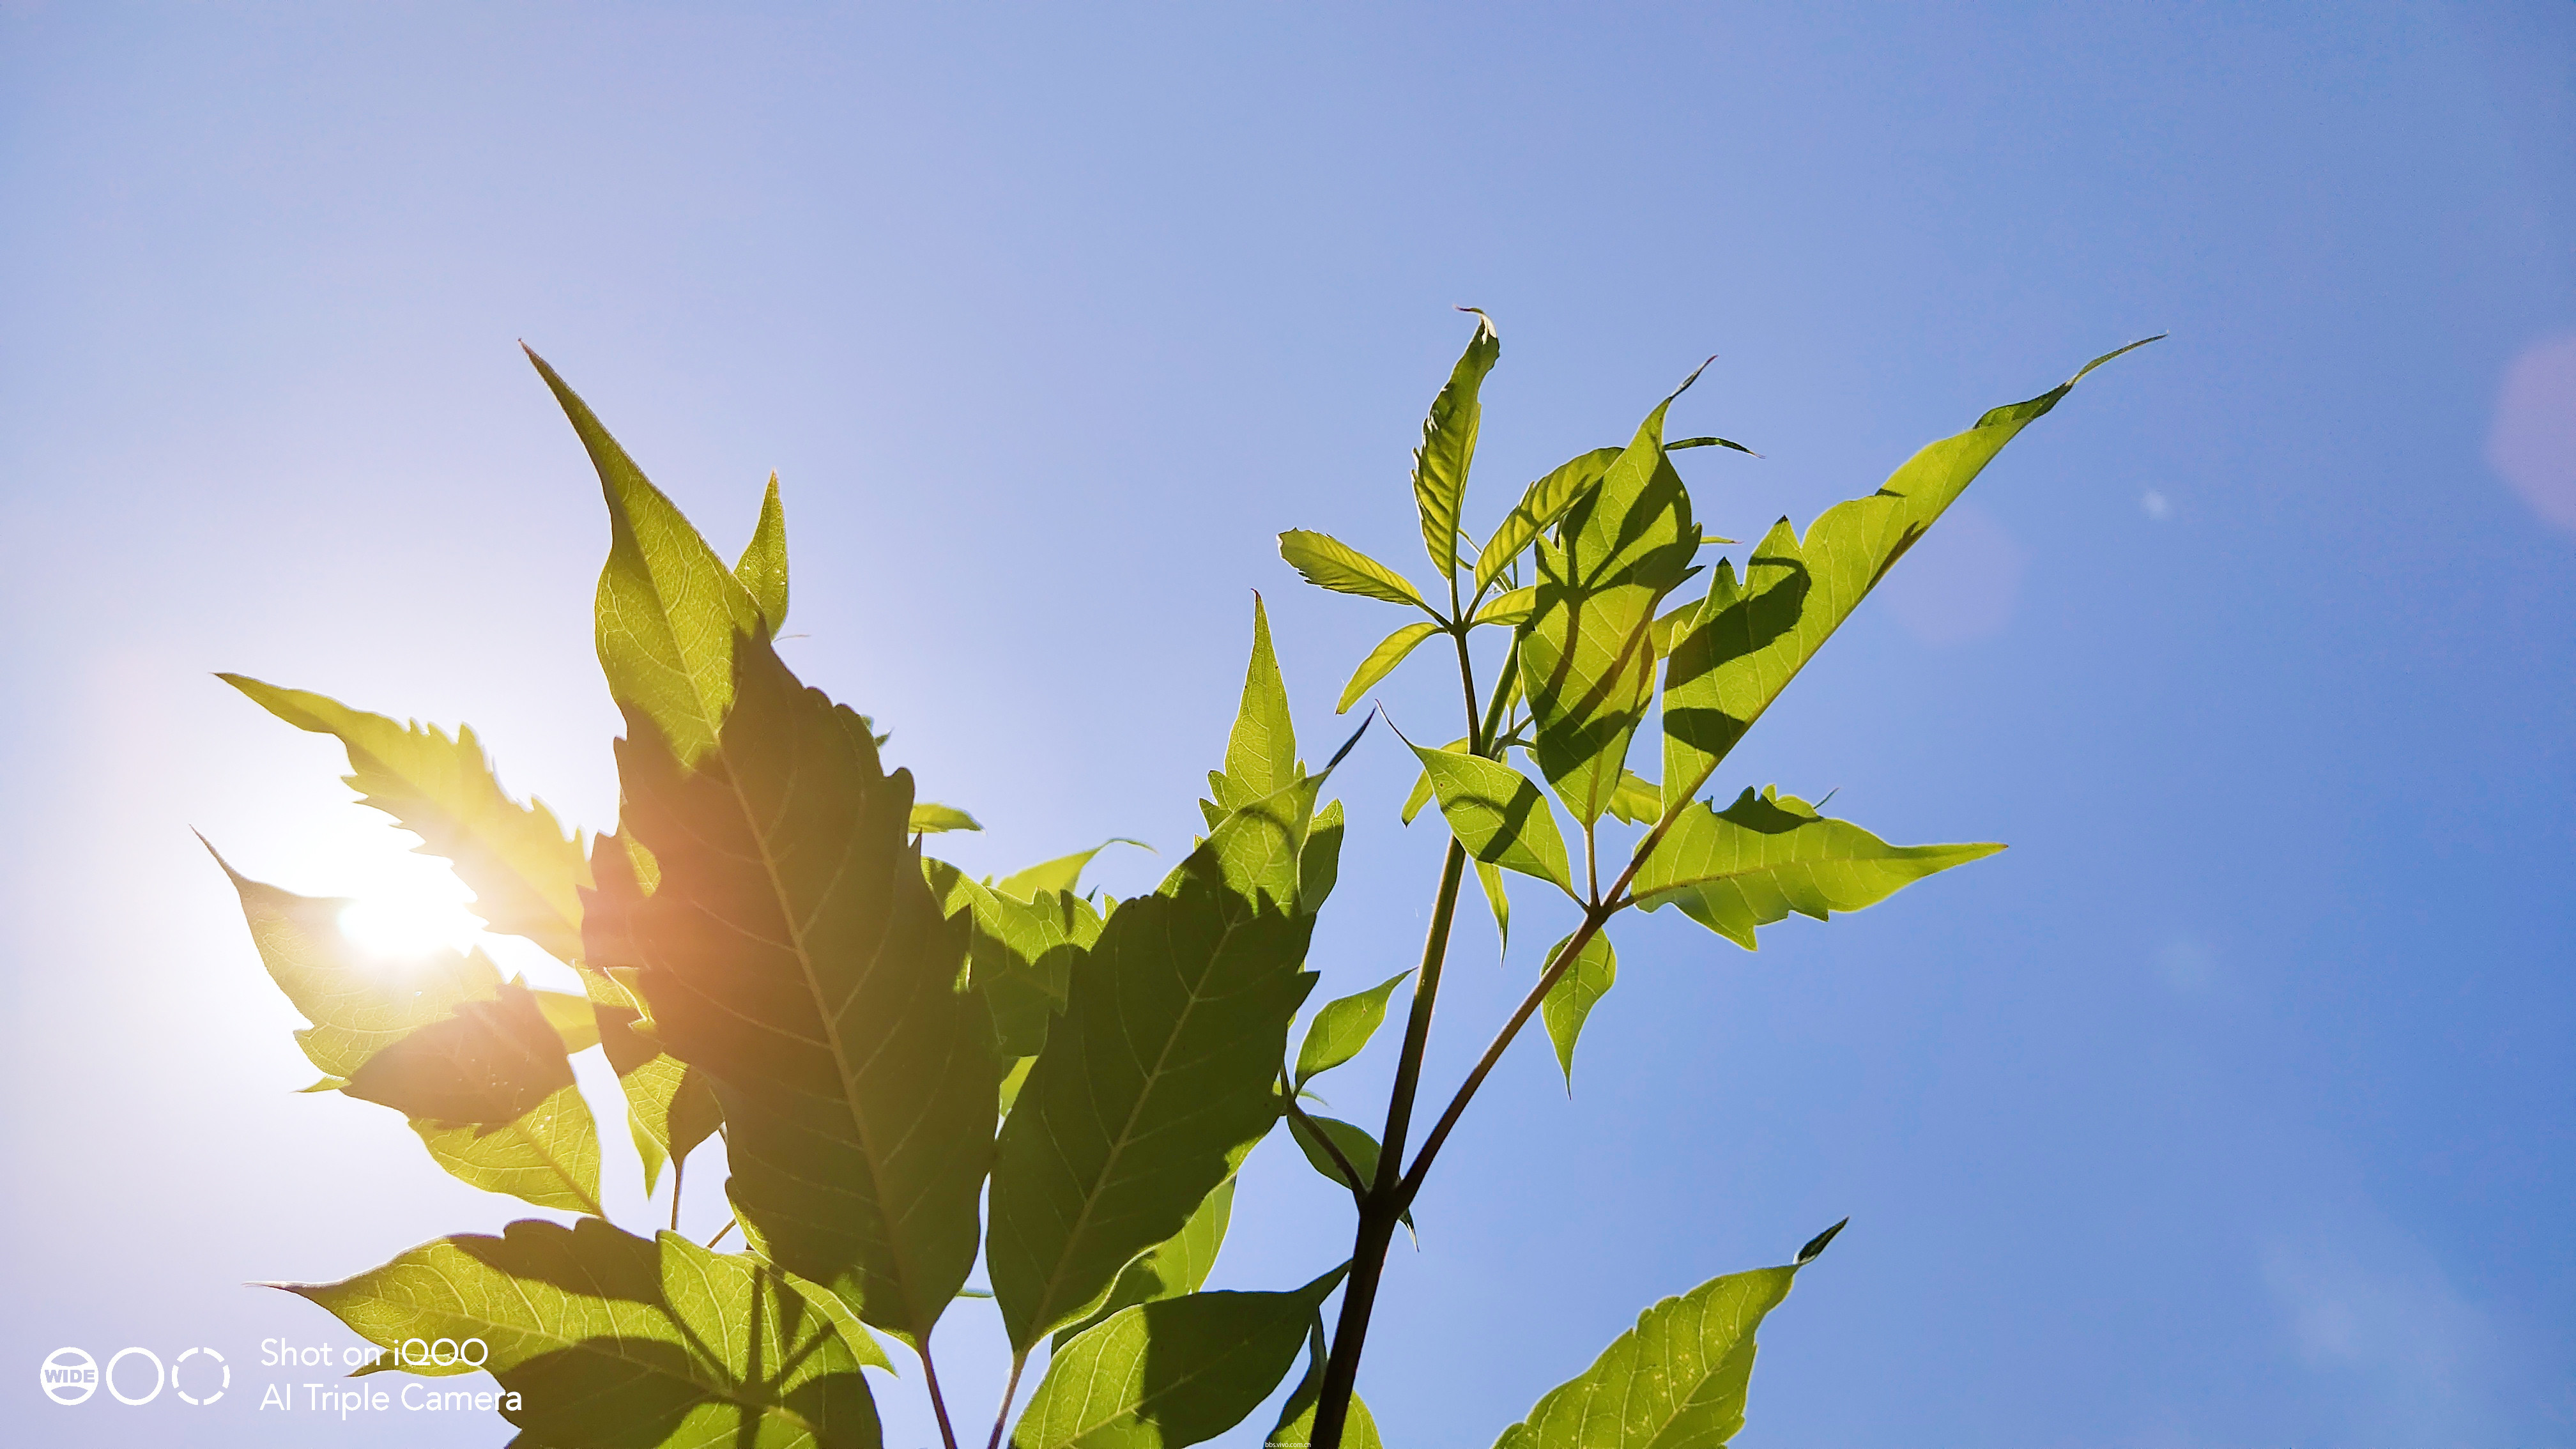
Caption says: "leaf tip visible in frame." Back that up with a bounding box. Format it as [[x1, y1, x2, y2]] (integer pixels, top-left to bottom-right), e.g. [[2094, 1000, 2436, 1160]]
[[1797, 1216, 1849, 1265]]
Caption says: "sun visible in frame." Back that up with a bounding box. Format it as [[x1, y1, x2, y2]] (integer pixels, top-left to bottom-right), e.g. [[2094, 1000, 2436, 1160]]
[[335, 873, 487, 962]]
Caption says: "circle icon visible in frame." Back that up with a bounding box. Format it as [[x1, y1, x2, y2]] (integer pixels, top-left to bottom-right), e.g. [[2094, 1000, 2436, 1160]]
[[39, 1347, 97, 1406], [174, 1347, 228, 1406], [106, 1347, 164, 1406]]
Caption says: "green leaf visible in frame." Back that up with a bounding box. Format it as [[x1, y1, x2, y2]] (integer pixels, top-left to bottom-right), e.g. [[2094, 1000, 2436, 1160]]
[[1226, 594, 1300, 802], [531, 987, 601, 1054], [1605, 770, 1662, 827], [1661, 341, 2159, 807], [997, 839, 1150, 901], [926, 858, 1107, 1059], [218, 676, 590, 962], [1278, 530, 1430, 611], [1404, 737, 1574, 895], [1298, 797, 1346, 920], [988, 785, 1322, 1351], [1337, 620, 1442, 713], [1666, 434, 1759, 454], [1490, 1227, 1841, 1449], [596, 631, 995, 1346], [1294, 969, 1412, 1087], [1472, 585, 1538, 627], [1631, 787, 2005, 949], [282, 1217, 883, 1449], [207, 845, 503, 1080], [528, 346, 765, 769], [1010, 1268, 1346, 1449], [910, 802, 983, 834], [343, 979, 577, 1126], [1475, 857, 1512, 958], [1052, 1177, 1238, 1350], [1399, 735, 1469, 825], [1268, 1319, 1384, 1449], [1412, 309, 1502, 578], [410, 1084, 604, 1216], [1521, 374, 1705, 827], [736, 471, 791, 631], [1474, 446, 1621, 596], [1539, 931, 1616, 1092], [577, 846, 724, 1199]]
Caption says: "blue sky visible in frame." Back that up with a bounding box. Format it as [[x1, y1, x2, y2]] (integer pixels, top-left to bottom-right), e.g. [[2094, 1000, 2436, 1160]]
[[3, 4, 2570, 1446]]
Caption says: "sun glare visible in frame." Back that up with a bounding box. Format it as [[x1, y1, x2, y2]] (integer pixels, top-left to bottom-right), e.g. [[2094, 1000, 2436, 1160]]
[[337, 889, 486, 962]]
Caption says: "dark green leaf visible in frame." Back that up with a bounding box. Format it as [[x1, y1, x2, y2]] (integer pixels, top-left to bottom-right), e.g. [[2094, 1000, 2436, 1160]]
[[1473, 447, 1621, 596], [736, 471, 791, 631], [218, 676, 590, 962], [1631, 787, 2004, 949], [1294, 969, 1411, 1087], [1413, 310, 1502, 577], [1666, 435, 1759, 456], [1278, 530, 1429, 610], [1052, 1177, 1238, 1350], [578, 845, 724, 1199], [1520, 374, 1705, 827], [594, 631, 995, 1346], [926, 858, 1107, 1061], [1337, 620, 1442, 713], [1490, 1230, 1838, 1449], [1404, 737, 1574, 894], [344, 979, 576, 1126], [1538, 932, 1616, 1091], [284, 1216, 882, 1449], [1661, 341, 2158, 806], [1010, 1268, 1346, 1449], [988, 785, 1321, 1351], [528, 346, 765, 769], [1268, 1319, 1384, 1449]]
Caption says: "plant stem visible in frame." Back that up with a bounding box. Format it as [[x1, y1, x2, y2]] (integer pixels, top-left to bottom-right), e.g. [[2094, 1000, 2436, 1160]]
[[1284, 1084, 1369, 1200], [670, 1157, 685, 1234], [918, 1340, 962, 1449], [986, 1350, 1029, 1449]]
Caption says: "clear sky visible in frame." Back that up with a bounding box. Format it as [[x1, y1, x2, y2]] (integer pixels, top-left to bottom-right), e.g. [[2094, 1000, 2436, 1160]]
[[3, 4, 2571, 1446]]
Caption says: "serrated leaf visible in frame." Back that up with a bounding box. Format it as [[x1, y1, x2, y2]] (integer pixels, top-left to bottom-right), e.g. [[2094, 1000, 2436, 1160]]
[[1010, 1269, 1345, 1449], [910, 802, 983, 834], [997, 839, 1149, 901], [1521, 374, 1705, 827], [737, 471, 791, 631], [1413, 310, 1502, 577], [595, 631, 995, 1346], [578, 847, 724, 1199], [1338, 620, 1442, 713], [1539, 931, 1616, 1091], [1052, 1177, 1237, 1351], [927, 858, 1106, 1059], [528, 347, 765, 769], [1662, 341, 2158, 806], [1404, 739, 1574, 895], [988, 785, 1322, 1351], [1268, 1319, 1384, 1449], [1632, 787, 2004, 949], [410, 1084, 604, 1216], [1473, 585, 1538, 627], [1474, 447, 1621, 597], [283, 1217, 882, 1448], [208, 845, 503, 1080], [1294, 969, 1411, 1087], [1226, 594, 1299, 801], [1278, 530, 1429, 610], [218, 676, 590, 962], [344, 979, 578, 1126], [1490, 1229, 1839, 1449]]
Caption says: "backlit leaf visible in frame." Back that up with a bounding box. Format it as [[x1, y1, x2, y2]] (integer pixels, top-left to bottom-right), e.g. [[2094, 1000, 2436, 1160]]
[[1052, 1177, 1237, 1350], [344, 979, 576, 1126], [1662, 341, 2159, 806], [1278, 530, 1429, 610], [1538, 932, 1616, 1091], [910, 802, 983, 834], [926, 858, 1106, 1060], [988, 783, 1322, 1351], [1338, 620, 1442, 713], [997, 839, 1149, 901], [284, 1216, 882, 1449], [1413, 310, 1501, 578], [1268, 1319, 1384, 1449], [736, 472, 791, 631], [218, 676, 590, 962], [1010, 1268, 1345, 1449], [1399, 736, 1469, 825], [410, 1084, 604, 1216], [1475, 857, 1512, 958], [1521, 373, 1705, 827], [1226, 594, 1299, 801], [597, 631, 996, 1346], [1605, 770, 1661, 827], [1405, 739, 1574, 895], [1473, 585, 1538, 627], [528, 347, 765, 769], [577, 847, 724, 1199], [1489, 1227, 1841, 1449], [1474, 447, 1620, 597], [1631, 787, 2004, 949], [1294, 969, 1412, 1087]]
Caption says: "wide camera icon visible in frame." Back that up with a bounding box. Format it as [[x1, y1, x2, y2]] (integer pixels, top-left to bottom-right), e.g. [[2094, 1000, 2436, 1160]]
[[40, 1347, 98, 1406]]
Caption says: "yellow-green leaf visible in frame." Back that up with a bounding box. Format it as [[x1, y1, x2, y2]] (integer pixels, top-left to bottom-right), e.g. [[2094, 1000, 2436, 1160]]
[[1474, 447, 1621, 596], [1473, 585, 1538, 627], [910, 802, 983, 834], [1413, 309, 1502, 577], [1337, 620, 1442, 713], [735, 471, 790, 631], [1632, 786, 2004, 949], [1010, 1269, 1344, 1449], [1052, 1177, 1238, 1351], [1294, 969, 1411, 1087], [1539, 931, 1616, 1091], [1278, 530, 1429, 610], [1225, 594, 1299, 801], [1405, 738, 1574, 895]]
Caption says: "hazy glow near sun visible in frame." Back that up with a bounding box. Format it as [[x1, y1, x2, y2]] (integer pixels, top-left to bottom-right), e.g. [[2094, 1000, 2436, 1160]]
[[337, 889, 486, 961]]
